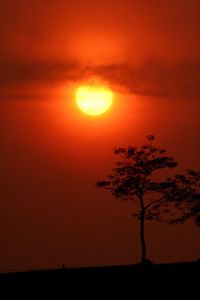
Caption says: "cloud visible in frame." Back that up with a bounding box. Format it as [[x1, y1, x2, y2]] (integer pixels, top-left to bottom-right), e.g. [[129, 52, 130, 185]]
[[0, 59, 200, 100], [90, 61, 200, 97], [0, 60, 81, 86], [0, 60, 83, 100]]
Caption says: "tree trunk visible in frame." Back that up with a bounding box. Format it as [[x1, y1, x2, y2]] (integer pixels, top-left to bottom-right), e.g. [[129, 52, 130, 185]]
[[139, 196, 146, 263], [140, 209, 146, 263]]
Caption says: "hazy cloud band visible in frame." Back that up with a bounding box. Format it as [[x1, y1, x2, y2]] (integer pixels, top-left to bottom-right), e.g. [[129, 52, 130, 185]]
[[0, 59, 200, 99]]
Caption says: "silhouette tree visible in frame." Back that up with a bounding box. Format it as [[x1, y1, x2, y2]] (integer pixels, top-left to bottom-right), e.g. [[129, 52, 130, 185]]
[[166, 169, 200, 227], [97, 135, 180, 263]]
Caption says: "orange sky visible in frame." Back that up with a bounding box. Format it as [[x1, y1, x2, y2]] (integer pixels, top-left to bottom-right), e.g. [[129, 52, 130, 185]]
[[0, 0, 200, 271]]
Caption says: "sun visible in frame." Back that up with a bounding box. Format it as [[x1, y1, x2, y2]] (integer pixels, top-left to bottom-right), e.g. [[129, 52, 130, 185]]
[[76, 85, 113, 116]]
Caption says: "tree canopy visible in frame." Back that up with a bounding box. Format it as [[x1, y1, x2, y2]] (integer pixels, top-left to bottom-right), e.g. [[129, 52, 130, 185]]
[[97, 135, 200, 263]]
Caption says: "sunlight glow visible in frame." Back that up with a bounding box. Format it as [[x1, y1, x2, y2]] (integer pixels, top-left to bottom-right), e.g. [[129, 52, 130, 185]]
[[76, 85, 113, 116]]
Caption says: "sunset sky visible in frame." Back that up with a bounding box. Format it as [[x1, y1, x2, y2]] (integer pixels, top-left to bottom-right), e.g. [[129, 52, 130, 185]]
[[0, 0, 200, 271]]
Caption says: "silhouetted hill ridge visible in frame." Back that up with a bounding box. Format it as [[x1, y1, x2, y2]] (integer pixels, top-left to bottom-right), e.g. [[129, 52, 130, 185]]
[[0, 261, 199, 296], [1, 260, 199, 280]]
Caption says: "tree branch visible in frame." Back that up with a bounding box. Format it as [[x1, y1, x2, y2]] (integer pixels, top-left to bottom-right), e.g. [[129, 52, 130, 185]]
[[144, 194, 168, 210]]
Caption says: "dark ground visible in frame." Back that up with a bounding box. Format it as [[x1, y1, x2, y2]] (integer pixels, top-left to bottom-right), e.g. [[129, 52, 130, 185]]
[[0, 261, 199, 295]]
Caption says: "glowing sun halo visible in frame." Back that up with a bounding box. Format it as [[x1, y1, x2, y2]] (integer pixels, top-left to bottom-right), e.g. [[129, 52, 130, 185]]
[[76, 85, 113, 116]]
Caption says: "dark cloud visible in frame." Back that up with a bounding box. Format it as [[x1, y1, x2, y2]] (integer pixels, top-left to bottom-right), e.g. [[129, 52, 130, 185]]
[[0, 60, 81, 86], [0, 59, 200, 99], [0, 60, 83, 100], [91, 61, 200, 97]]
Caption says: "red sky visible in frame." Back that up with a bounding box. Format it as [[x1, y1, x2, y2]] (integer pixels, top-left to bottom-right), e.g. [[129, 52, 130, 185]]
[[0, 0, 200, 271]]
